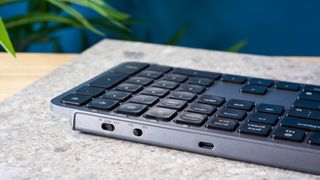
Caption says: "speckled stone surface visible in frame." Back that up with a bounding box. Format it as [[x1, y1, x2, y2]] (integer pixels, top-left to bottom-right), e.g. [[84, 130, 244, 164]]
[[1, 39, 320, 180]]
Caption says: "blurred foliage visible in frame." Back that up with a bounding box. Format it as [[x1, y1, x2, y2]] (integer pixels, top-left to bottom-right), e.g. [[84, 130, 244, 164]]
[[0, 0, 133, 55], [0, 17, 15, 57]]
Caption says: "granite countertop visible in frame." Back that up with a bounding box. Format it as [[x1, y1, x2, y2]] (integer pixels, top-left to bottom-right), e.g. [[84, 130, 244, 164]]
[[1, 39, 320, 179]]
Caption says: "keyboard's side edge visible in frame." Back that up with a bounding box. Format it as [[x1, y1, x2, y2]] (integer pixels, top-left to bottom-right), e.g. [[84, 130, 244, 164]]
[[70, 110, 320, 175]]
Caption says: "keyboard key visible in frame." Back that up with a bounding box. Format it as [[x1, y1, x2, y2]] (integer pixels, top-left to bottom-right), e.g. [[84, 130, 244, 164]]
[[225, 99, 254, 111], [75, 86, 105, 97], [141, 87, 169, 97], [287, 107, 320, 121], [137, 70, 162, 79], [113, 62, 148, 75], [168, 91, 196, 101], [272, 127, 305, 142], [145, 107, 177, 121], [239, 122, 271, 136], [303, 85, 320, 93], [248, 112, 278, 125], [187, 103, 216, 115], [281, 117, 320, 132], [115, 103, 147, 116], [127, 77, 153, 86], [102, 91, 131, 101], [248, 78, 273, 87], [152, 80, 178, 90], [146, 64, 172, 73], [206, 117, 238, 131], [217, 108, 247, 120], [299, 91, 320, 102], [89, 73, 126, 89], [241, 84, 268, 95], [222, 75, 247, 84], [115, 83, 143, 93], [256, 103, 284, 115], [87, 98, 118, 110], [61, 94, 92, 106], [175, 112, 207, 126], [293, 99, 320, 111], [198, 95, 225, 106], [162, 74, 188, 82], [187, 77, 213, 86], [157, 99, 187, 110], [178, 84, 205, 94], [129, 95, 159, 105], [172, 68, 221, 80], [308, 133, 320, 145], [275, 82, 300, 91]]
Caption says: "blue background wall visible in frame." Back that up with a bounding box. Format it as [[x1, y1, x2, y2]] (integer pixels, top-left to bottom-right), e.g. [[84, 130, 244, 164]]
[[1, 0, 320, 56]]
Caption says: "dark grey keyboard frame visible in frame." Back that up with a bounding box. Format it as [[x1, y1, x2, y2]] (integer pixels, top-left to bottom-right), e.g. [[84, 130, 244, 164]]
[[51, 62, 320, 175]]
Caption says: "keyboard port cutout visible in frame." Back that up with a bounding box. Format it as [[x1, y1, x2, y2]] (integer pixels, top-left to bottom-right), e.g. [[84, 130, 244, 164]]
[[198, 142, 214, 149]]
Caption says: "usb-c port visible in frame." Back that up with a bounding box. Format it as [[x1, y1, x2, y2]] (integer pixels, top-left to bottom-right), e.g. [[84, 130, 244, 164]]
[[198, 142, 214, 149]]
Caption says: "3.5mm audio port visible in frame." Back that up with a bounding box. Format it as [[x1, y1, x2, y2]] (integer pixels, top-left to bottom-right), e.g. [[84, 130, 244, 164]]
[[101, 123, 114, 131], [133, 128, 143, 136]]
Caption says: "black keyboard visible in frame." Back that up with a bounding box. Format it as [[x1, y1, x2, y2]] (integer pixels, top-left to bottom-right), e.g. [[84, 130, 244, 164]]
[[51, 62, 320, 175]]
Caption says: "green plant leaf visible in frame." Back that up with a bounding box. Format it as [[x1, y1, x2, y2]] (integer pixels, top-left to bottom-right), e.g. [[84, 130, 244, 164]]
[[61, 0, 130, 31], [0, 17, 16, 57], [0, 0, 21, 5], [227, 39, 248, 52], [4, 13, 84, 29], [165, 25, 188, 45], [47, 0, 104, 36]]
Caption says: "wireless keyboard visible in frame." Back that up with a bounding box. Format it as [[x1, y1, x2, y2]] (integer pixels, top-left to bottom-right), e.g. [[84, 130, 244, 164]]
[[51, 62, 320, 175]]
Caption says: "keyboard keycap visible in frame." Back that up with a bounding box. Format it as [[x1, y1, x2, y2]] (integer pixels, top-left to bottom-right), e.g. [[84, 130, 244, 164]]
[[175, 112, 207, 126], [129, 95, 159, 105], [187, 103, 216, 115], [281, 117, 320, 132], [198, 95, 225, 106], [113, 62, 148, 75], [127, 77, 153, 86], [256, 103, 284, 115], [287, 107, 320, 121], [206, 117, 238, 131], [248, 78, 273, 87], [168, 91, 196, 101], [115, 83, 143, 93], [102, 91, 131, 101], [146, 64, 172, 73], [225, 99, 254, 111], [187, 77, 213, 86], [89, 73, 126, 89], [87, 98, 118, 110], [217, 108, 247, 120], [162, 74, 187, 82], [157, 99, 187, 110], [308, 133, 320, 145], [299, 91, 320, 102], [222, 75, 247, 84], [241, 84, 268, 95], [303, 85, 320, 93], [61, 94, 91, 106], [141, 87, 169, 97], [75, 86, 105, 97], [145, 107, 177, 121], [293, 99, 320, 111], [172, 68, 221, 80], [239, 122, 271, 136], [275, 82, 300, 91], [152, 80, 178, 90], [273, 127, 305, 142], [137, 70, 162, 79], [248, 112, 278, 125], [178, 84, 205, 93], [115, 103, 147, 116]]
